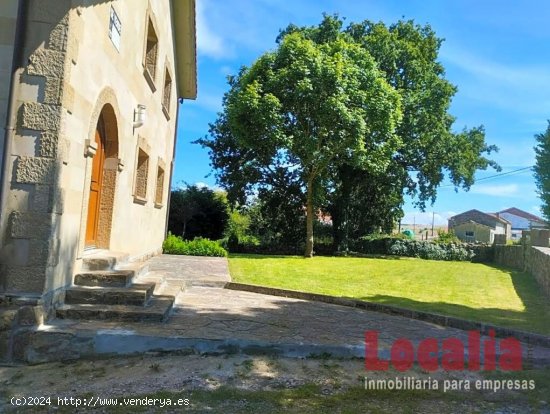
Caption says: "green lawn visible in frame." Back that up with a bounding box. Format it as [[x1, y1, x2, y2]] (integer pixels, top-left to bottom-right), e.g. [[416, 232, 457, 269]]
[[228, 254, 550, 334]]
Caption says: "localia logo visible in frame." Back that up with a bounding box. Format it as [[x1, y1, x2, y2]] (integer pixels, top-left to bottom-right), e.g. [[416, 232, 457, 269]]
[[365, 330, 523, 372]]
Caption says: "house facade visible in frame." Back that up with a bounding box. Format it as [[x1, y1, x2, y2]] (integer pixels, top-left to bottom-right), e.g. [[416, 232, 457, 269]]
[[0, 0, 196, 314], [448, 209, 511, 244], [496, 208, 548, 241]]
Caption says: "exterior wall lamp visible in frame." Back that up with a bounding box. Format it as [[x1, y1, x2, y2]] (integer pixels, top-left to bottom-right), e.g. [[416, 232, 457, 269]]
[[133, 104, 146, 129]]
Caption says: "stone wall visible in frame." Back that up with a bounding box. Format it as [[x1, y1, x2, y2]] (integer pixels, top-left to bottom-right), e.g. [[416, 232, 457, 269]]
[[0, 0, 73, 298], [493, 244, 550, 298], [0, 0, 18, 175], [0, 297, 42, 362], [494, 245, 525, 270], [530, 247, 550, 299]]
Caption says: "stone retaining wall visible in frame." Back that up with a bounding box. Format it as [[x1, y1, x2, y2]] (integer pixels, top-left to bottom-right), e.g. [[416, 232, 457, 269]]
[[494, 245, 525, 270], [493, 245, 550, 299], [530, 247, 550, 298]]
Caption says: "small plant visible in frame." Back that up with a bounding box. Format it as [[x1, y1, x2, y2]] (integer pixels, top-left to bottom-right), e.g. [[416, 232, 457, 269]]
[[241, 359, 254, 372], [149, 362, 161, 372], [163, 233, 228, 257], [436, 230, 460, 244]]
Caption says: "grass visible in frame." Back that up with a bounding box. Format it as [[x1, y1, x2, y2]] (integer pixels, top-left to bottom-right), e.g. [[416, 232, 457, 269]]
[[228, 254, 550, 334]]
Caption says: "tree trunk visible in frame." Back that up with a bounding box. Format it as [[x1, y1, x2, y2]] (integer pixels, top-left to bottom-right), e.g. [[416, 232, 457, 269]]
[[304, 176, 314, 258]]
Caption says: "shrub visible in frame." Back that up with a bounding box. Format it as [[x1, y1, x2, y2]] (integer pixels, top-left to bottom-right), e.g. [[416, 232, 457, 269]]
[[436, 230, 460, 244], [163, 234, 228, 257], [349, 236, 486, 261], [218, 234, 261, 251]]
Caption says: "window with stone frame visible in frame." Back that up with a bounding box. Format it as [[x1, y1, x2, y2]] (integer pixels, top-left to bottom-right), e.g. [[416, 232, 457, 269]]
[[144, 18, 158, 90], [162, 68, 172, 119], [155, 164, 165, 207], [134, 148, 149, 203]]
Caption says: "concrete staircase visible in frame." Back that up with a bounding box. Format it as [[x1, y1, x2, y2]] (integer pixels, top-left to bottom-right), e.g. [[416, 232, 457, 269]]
[[56, 252, 175, 322]]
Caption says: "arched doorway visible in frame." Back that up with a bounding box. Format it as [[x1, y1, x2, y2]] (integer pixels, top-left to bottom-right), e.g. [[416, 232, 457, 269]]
[[85, 115, 106, 247], [84, 104, 119, 249]]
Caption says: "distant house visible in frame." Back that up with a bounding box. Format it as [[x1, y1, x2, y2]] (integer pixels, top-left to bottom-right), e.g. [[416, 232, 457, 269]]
[[448, 210, 511, 244], [496, 208, 548, 240]]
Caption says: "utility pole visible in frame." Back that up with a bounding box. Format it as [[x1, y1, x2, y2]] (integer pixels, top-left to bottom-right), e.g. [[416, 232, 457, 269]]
[[431, 212, 435, 237]]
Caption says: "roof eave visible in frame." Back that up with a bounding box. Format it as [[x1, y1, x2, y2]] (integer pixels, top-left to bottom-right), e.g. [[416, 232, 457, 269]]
[[170, 0, 197, 100]]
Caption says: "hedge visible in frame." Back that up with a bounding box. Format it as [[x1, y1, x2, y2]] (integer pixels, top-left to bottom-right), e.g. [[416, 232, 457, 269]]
[[348, 236, 493, 262], [163, 234, 228, 257]]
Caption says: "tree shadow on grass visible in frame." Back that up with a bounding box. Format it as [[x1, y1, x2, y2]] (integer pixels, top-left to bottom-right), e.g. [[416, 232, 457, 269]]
[[228, 254, 549, 334], [358, 265, 550, 335]]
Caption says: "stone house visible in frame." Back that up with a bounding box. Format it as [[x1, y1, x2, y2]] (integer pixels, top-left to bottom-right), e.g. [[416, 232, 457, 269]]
[[448, 209, 511, 244], [0, 0, 196, 318]]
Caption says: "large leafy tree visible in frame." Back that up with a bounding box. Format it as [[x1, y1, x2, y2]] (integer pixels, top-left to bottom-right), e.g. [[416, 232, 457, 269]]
[[534, 122, 550, 220], [344, 19, 499, 208], [168, 184, 229, 240], [281, 17, 499, 248], [199, 15, 499, 256], [198, 18, 402, 257], [327, 164, 406, 250]]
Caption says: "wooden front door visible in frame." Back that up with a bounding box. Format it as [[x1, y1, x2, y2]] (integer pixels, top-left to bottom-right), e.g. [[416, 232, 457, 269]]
[[85, 122, 106, 248]]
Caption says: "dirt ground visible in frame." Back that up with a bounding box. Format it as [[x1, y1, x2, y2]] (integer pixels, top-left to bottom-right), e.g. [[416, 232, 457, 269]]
[[1, 353, 549, 413]]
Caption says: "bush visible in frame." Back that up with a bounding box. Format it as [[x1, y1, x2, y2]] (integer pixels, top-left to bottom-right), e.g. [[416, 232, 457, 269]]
[[349, 236, 486, 261], [436, 230, 460, 244], [218, 234, 261, 251], [163, 234, 228, 257]]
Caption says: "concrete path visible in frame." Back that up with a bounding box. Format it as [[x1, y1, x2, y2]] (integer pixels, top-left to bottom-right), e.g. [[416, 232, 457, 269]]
[[26, 254, 550, 365]]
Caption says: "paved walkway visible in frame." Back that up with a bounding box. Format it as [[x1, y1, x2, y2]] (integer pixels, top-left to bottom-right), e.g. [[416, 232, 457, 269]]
[[29, 255, 550, 365]]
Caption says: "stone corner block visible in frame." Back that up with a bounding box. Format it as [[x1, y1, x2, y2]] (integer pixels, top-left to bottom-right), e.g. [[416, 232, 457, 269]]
[[16, 156, 56, 184], [20, 102, 61, 132], [3, 265, 46, 294], [10, 211, 54, 240], [27, 48, 65, 78]]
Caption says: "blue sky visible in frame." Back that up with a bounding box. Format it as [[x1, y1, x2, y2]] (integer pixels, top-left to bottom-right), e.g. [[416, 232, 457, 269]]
[[174, 0, 550, 225]]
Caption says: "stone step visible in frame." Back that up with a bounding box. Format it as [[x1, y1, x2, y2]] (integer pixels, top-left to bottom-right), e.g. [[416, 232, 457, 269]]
[[74, 270, 134, 288], [64, 283, 155, 306], [56, 297, 174, 322], [82, 251, 129, 271], [117, 261, 149, 279], [135, 271, 188, 296]]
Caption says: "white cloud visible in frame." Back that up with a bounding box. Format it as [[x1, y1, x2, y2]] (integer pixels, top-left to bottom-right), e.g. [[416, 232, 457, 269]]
[[441, 46, 550, 116], [470, 184, 519, 197], [442, 48, 550, 88], [196, 0, 233, 59], [195, 92, 223, 112], [194, 181, 209, 189], [219, 65, 235, 76]]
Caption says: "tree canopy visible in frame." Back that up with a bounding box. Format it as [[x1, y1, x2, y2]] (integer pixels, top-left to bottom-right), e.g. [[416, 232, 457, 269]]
[[197, 15, 498, 256], [534, 122, 550, 221], [167, 184, 229, 241]]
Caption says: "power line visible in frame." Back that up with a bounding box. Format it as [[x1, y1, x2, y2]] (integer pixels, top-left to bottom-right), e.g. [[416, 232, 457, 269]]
[[440, 166, 533, 188], [474, 166, 532, 182]]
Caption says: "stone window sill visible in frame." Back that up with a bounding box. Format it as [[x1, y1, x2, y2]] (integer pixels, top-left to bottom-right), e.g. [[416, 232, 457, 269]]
[[162, 105, 170, 121], [143, 67, 157, 93], [154, 202, 163, 209], [133, 195, 147, 205]]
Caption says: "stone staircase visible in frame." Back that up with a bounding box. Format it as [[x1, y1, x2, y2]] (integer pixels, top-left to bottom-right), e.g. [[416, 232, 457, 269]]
[[56, 252, 175, 322]]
